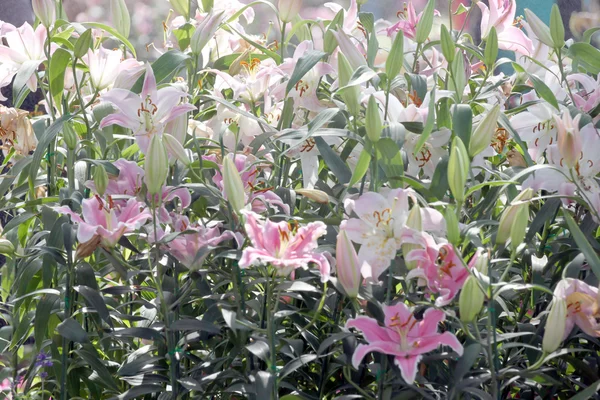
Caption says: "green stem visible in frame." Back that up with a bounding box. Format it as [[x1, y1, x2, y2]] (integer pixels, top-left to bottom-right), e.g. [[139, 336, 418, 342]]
[[266, 270, 279, 398], [280, 22, 287, 62]]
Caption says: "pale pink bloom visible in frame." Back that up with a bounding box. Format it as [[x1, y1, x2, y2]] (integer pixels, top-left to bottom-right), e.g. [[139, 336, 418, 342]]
[[510, 101, 558, 162], [99, 64, 195, 153], [555, 112, 583, 169], [324, 0, 358, 34], [336, 229, 365, 298], [553, 278, 600, 339], [346, 302, 463, 383], [150, 216, 236, 270], [207, 153, 290, 214], [341, 188, 445, 282], [405, 232, 476, 306], [86, 47, 123, 90], [0, 22, 53, 92], [386, 2, 440, 40], [239, 210, 330, 281], [273, 41, 334, 112], [113, 59, 145, 91], [55, 196, 151, 247], [523, 122, 600, 221], [569, 74, 600, 122], [478, 0, 533, 56]]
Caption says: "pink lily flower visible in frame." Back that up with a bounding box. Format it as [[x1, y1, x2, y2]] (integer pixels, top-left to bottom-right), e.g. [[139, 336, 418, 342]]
[[273, 41, 334, 112], [150, 215, 237, 270], [0, 22, 54, 92], [99, 64, 196, 153], [405, 232, 476, 306], [206, 153, 290, 214], [477, 0, 533, 56], [386, 2, 439, 40], [55, 196, 151, 247], [553, 278, 600, 339], [239, 210, 331, 281], [346, 302, 463, 383], [341, 188, 445, 283]]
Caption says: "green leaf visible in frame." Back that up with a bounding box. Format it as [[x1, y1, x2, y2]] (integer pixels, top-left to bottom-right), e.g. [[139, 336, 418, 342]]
[[429, 155, 449, 200], [415, 0, 435, 44], [76, 345, 119, 391], [528, 73, 559, 111], [57, 318, 89, 343], [131, 50, 191, 93], [278, 354, 318, 380], [315, 137, 351, 184], [570, 379, 600, 400], [74, 28, 93, 59], [498, 113, 534, 166], [35, 295, 59, 351], [173, 22, 195, 50], [110, 384, 164, 400], [452, 104, 472, 149], [83, 22, 137, 57], [348, 148, 371, 187], [564, 211, 600, 280], [450, 53, 466, 102], [377, 138, 404, 188], [568, 43, 600, 75], [286, 50, 327, 95], [414, 85, 436, 154], [170, 319, 221, 334], [583, 27, 600, 44], [49, 48, 71, 106], [29, 114, 75, 184], [74, 285, 113, 328], [358, 12, 374, 33], [484, 26, 498, 69]]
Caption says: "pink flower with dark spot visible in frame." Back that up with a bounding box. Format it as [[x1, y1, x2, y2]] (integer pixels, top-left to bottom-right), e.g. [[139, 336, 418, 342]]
[[346, 302, 463, 383]]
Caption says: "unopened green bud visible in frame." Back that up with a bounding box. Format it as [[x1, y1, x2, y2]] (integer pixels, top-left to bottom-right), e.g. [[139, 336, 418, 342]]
[[337, 53, 360, 117], [386, 30, 404, 80], [542, 299, 567, 353], [445, 206, 461, 246], [459, 275, 485, 322], [448, 136, 470, 204], [469, 105, 501, 157], [222, 155, 246, 212], [191, 11, 224, 55], [33, 0, 56, 27], [110, 0, 131, 38], [63, 123, 78, 150], [163, 133, 191, 166], [170, 0, 190, 18], [496, 188, 534, 248], [402, 203, 422, 270], [0, 239, 15, 256], [365, 95, 382, 143], [278, 0, 302, 23], [144, 135, 169, 195], [524, 9, 554, 48], [93, 165, 109, 197]]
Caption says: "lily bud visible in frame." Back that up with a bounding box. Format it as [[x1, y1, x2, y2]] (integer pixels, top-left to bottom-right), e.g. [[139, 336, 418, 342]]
[[365, 95, 382, 143], [32, 0, 56, 27], [93, 166, 109, 197], [443, 206, 460, 246], [402, 204, 422, 270], [542, 299, 567, 353], [448, 136, 470, 203], [473, 249, 489, 276], [0, 239, 15, 256], [524, 9, 554, 48], [555, 112, 582, 169], [337, 53, 360, 117], [496, 188, 534, 248], [110, 0, 131, 38], [63, 122, 78, 150], [163, 133, 191, 166], [295, 188, 329, 204], [334, 30, 367, 70], [191, 11, 225, 55], [459, 275, 485, 322], [386, 30, 404, 80], [278, 0, 302, 23], [145, 135, 169, 196], [469, 105, 501, 157], [336, 230, 361, 298], [222, 155, 246, 212]]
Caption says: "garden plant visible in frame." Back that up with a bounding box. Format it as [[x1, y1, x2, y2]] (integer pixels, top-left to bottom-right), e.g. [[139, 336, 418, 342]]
[[1, 0, 600, 398]]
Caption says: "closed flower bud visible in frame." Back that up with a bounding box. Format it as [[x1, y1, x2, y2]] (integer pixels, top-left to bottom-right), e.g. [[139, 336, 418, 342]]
[[333, 30, 367, 70], [63, 122, 78, 150], [365, 95, 382, 143], [555, 112, 582, 169], [469, 105, 501, 157], [542, 299, 567, 353], [337, 53, 360, 117], [524, 9, 554, 48], [473, 249, 489, 276], [496, 188, 534, 247], [222, 155, 246, 212], [93, 166, 109, 197], [111, 0, 130, 38], [144, 135, 169, 195], [278, 0, 302, 23], [402, 204, 422, 270], [163, 133, 191, 166], [33, 0, 56, 27], [0, 239, 15, 256], [336, 230, 361, 298], [191, 11, 224, 55], [170, 0, 190, 18], [445, 206, 461, 246], [295, 188, 329, 204], [459, 275, 485, 322], [448, 136, 470, 203]]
